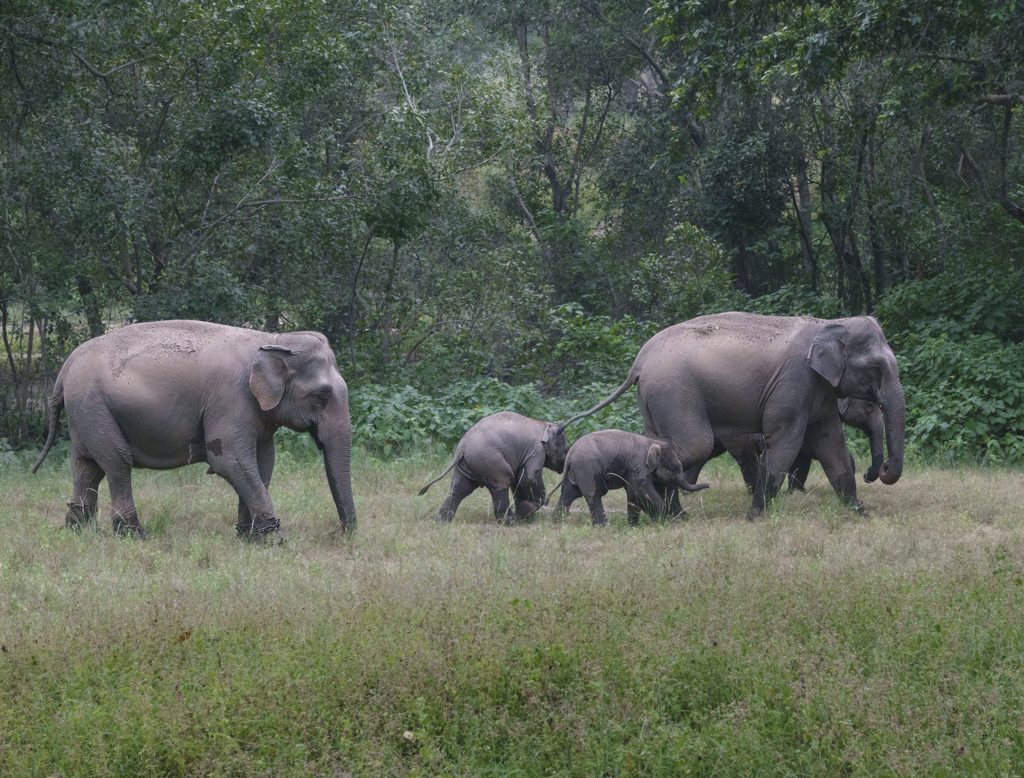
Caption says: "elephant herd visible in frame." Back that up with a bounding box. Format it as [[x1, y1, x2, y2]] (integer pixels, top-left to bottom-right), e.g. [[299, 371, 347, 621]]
[[33, 312, 905, 539]]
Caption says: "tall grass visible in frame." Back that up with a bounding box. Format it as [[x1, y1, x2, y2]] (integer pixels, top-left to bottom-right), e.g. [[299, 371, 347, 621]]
[[3, 448, 1024, 776]]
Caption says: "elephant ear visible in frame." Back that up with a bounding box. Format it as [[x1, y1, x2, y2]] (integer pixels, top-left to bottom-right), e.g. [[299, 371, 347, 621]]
[[646, 442, 665, 472], [541, 423, 559, 456], [808, 324, 849, 388], [249, 345, 296, 411], [837, 397, 852, 416]]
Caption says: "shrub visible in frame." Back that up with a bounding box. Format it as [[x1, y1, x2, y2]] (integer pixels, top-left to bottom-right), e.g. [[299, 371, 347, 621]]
[[345, 377, 646, 457], [899, 333, 1024, 464]]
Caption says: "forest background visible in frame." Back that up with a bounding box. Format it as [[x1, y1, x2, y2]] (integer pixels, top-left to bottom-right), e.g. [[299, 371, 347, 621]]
[[2, 0, 1024, 466]]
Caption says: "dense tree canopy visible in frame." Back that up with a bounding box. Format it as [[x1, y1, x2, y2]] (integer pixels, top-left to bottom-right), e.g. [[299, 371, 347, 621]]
[[2, 0, 1022, 461]]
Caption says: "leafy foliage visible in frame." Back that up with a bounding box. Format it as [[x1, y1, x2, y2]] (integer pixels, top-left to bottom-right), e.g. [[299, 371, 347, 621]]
[[2, 0, 1023, 466], [348, 377, 645, 457], [877, 260, 1024, 347], [899, 334, 1024, 463], [876, 259, 1024, 463]]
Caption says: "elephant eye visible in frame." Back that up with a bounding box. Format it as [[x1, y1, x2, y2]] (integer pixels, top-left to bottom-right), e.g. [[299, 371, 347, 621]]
[[309, 388, 332, 408]]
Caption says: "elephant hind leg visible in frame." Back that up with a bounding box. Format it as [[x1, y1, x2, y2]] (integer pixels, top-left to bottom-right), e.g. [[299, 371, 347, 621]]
[[556, 480, 583, 516], [95, 442, 145, 538], [583, 492, 607, 526], [105, 471, 145, 538], [438, 472, 479, 522], [66, 451, 105, 530]]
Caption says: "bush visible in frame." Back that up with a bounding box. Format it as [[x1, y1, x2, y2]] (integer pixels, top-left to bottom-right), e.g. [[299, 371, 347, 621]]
[[528, 303, 655, 388], [899, 333, 1024, 464], [876, 261, 1024, 347], [347, 377, 646, 457], [874, 259, 1024, 464]]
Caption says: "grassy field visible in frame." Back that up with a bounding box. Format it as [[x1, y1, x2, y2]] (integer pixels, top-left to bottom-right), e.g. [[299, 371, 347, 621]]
[[3, 447, 1024, 777]]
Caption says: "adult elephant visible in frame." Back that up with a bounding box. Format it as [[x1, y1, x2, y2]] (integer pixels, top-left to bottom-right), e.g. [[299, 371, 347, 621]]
[[563, 312, 905, 518], [33, 320, 356, 539]]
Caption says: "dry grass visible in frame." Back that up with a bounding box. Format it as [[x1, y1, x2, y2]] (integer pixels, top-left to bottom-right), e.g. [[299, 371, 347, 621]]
[[2, 450, 1024, 776]]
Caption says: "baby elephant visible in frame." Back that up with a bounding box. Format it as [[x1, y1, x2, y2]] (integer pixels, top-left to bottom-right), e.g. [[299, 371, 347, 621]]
[[554, 430, 709, 526], [419, 411, 568, 523]]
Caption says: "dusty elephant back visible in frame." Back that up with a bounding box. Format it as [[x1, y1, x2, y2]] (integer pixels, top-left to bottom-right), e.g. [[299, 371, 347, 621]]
[[454, 411, 547, 485], [634, 314, 826, 431]]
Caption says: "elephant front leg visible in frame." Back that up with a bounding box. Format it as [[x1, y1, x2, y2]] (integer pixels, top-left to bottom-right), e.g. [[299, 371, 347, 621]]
[[749, 467, 786, 520], [749, 444, 801, 520], [205, 436, 280, 539], [634, 480, 669, 524], [805, 418, 861, 511], [624, 486, 645, 526], [653, 482, 687, 519], [235, 437, 279, 538], [787, 450, 813, 492], [512, 472, 546, 521], [487, 485, 514, 524]]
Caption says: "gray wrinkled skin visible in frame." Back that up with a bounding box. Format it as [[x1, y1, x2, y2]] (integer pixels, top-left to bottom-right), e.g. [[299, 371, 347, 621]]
[[563, 313, 905, 519], [694, 396, 886, 493], [419, 411, 568, 523], [553, 429, 709, 526], [33, 320, 356, 539]]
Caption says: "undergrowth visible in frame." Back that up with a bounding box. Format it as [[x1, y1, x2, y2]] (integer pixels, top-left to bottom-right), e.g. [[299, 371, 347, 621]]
[[3, 455, 1024, 776]]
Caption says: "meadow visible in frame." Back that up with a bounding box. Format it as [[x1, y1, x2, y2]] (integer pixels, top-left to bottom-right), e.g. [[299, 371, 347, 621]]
[[2, 446, 1024, 777]]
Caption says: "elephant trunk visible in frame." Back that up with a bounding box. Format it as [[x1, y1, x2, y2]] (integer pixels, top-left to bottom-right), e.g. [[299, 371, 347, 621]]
[[315, 415, 357, 532], [878, 382, 906, 485], [863, 410, 885, 483]]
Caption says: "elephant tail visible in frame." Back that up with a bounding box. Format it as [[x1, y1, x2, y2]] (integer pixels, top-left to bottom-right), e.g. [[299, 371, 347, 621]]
[[560, 368, 640, 429], [418, 451, 462, 496], [32, 372, 66, 474]]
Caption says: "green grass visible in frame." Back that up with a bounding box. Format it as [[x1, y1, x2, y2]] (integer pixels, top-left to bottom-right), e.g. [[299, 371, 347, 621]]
[[3, 448, 1024, 776]]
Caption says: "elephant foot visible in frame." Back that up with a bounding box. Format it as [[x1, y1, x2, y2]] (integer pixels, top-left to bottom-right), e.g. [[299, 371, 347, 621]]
[[114, 523, 148, 539], [514, 500, 541, 522], [745, 506, 763, 521], [244, 529, 287, 545], [64, 502, 92, 531], [237, 515, 283, 542], [113, 511, 147, 539]]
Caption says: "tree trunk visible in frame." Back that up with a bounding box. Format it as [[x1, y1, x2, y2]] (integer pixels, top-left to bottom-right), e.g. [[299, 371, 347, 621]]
[[912, 123, 947, 270], [77, 275, 106, 338]]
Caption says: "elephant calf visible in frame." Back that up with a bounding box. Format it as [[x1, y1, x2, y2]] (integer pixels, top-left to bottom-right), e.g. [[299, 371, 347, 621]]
[[690, 397, 884, 495], [554, 430, 708, 526], [419, 411, 568, 523]]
